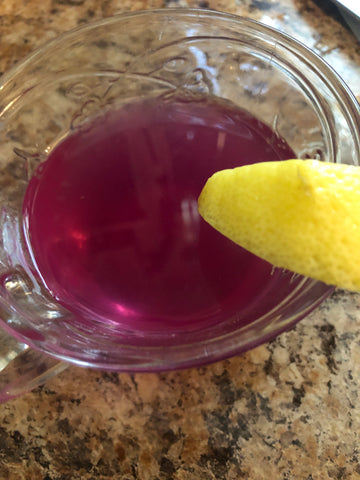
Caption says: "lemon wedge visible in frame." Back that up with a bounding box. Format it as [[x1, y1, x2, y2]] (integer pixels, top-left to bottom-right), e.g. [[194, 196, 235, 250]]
[[198, 159, 360, 291]]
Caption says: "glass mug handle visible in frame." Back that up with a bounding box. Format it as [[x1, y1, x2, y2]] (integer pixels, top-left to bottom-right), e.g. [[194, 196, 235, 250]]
[[0, 326, 68, 403]]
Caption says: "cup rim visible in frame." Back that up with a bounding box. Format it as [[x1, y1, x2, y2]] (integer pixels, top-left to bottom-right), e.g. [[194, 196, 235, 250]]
[[1, 8, 359, 154]]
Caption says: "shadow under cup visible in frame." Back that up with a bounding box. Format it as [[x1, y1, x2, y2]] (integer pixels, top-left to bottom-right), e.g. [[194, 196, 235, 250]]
[[0, 10, 359, 371]]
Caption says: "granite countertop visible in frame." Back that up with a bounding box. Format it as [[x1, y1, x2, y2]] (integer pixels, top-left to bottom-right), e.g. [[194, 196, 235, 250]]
[[0, 1, 360, 479]]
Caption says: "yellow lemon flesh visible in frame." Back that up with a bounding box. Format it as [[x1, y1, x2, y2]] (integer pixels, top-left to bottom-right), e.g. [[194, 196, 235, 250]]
[[198, 159, 360, 292]]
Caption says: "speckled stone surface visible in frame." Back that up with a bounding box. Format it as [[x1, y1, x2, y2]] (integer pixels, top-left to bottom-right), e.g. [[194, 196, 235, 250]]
[[0, 1, 360, 479]]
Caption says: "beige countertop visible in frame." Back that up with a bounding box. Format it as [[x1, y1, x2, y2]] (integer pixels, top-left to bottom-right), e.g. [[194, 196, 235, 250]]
[[0, 1, 360, 479]]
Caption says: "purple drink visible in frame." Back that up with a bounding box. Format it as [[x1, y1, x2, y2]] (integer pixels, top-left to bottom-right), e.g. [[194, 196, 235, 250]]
[[22, 98, 300, 334]]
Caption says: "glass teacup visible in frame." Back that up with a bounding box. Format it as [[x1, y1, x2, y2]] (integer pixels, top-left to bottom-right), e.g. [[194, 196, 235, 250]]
[[0, 9, 359, 401]]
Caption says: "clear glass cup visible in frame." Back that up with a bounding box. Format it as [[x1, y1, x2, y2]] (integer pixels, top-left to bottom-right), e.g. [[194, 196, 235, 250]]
[[0, 9, 359, 401]]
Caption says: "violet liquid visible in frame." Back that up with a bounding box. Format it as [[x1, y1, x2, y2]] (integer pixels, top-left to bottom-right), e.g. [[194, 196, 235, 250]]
[[23, 98, 300, 333]]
